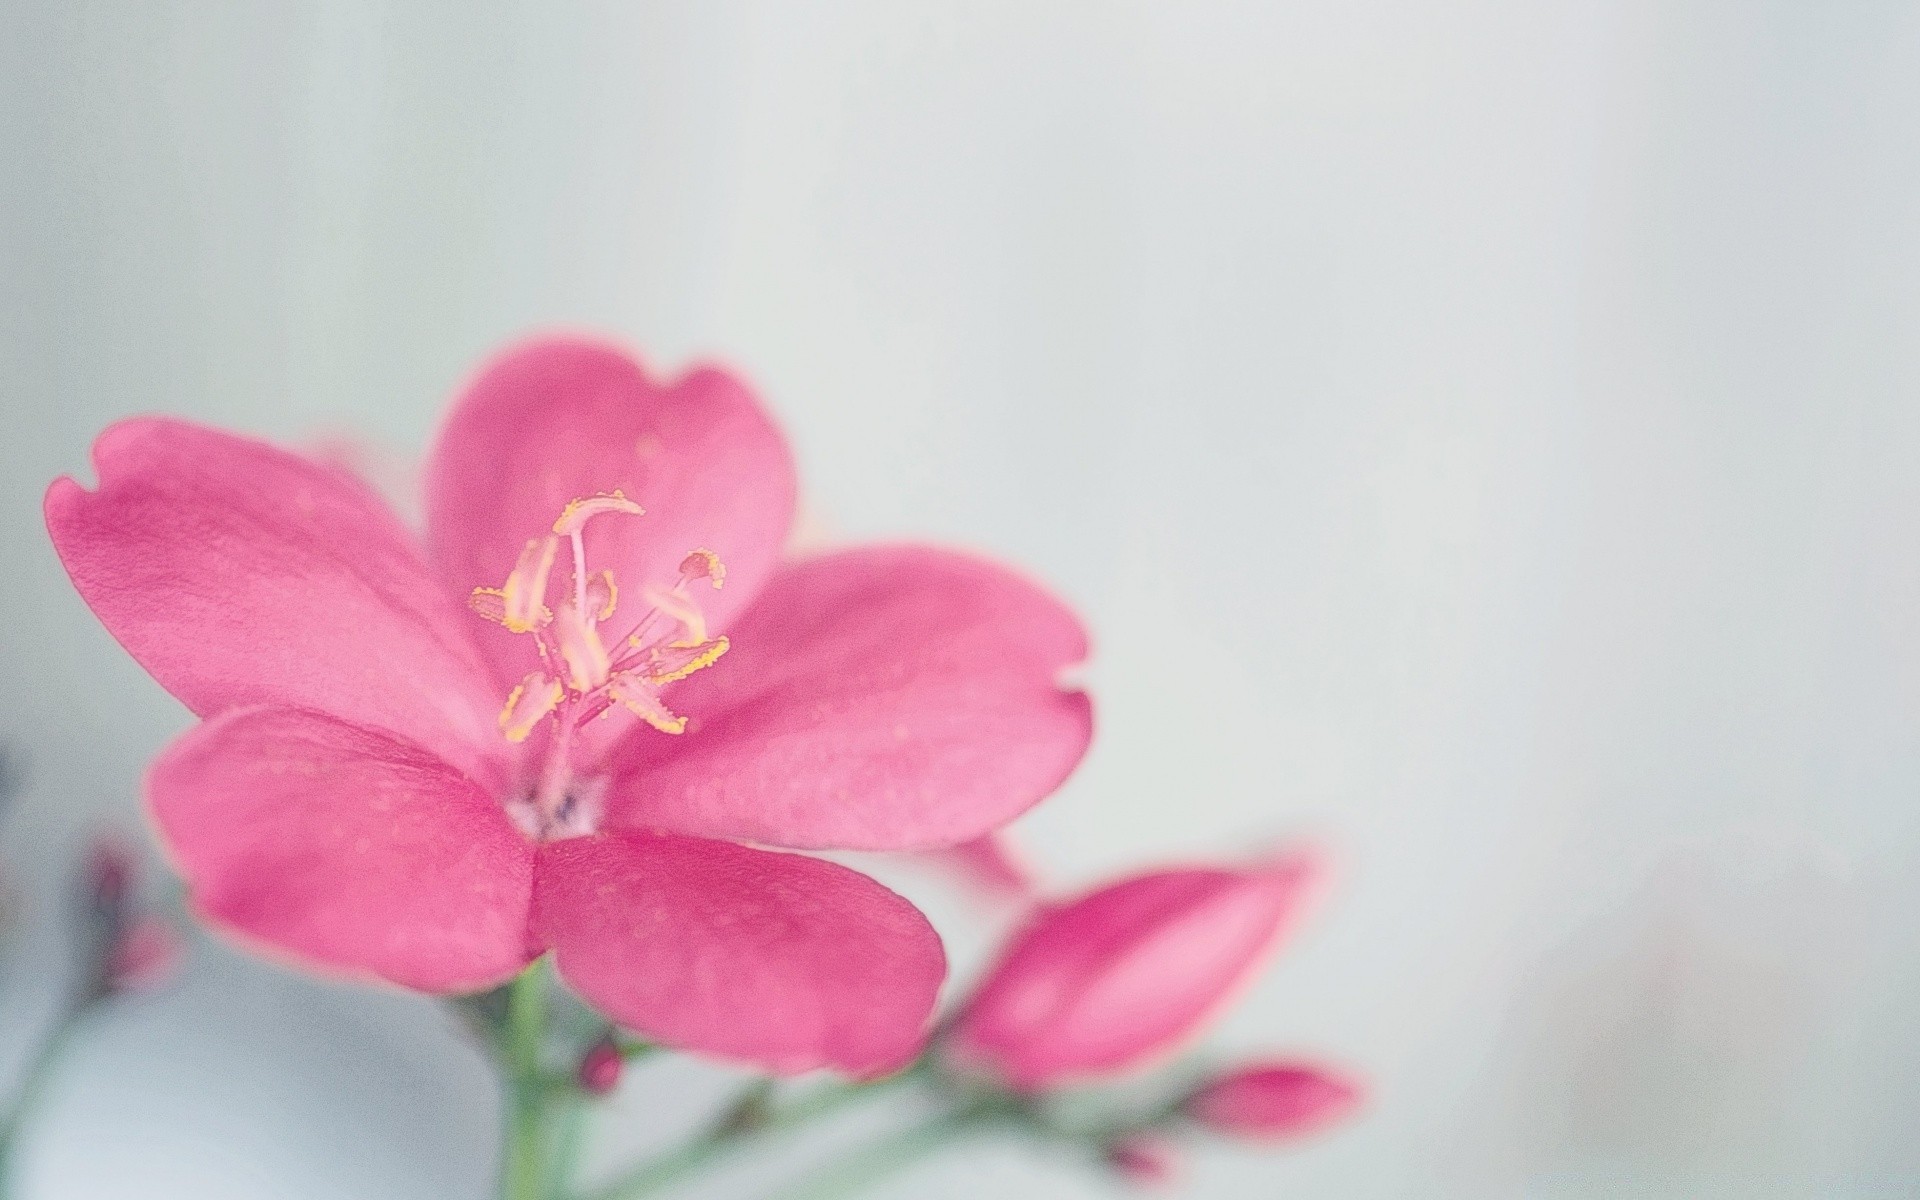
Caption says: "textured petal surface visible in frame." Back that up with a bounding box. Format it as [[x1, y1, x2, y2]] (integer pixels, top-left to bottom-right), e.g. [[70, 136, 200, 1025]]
[[533, 831, 945, 1076], [424, 337, 796, 692], [46, 418, 503, 779], [947, 855, 1322, 1091], [1183, 1062, 1364, 1141], [605, 546, 1092, 851], [147, 707, 536, 993]]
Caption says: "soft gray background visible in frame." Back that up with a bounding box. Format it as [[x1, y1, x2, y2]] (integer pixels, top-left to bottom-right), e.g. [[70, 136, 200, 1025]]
[[4, 2, 1919, 1197]]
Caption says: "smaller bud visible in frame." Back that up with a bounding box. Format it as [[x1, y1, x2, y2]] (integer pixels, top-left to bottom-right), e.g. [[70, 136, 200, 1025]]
[[576, 1035, 623, 1096], [1181, 1061, 1361, 1142], [106, 916, 182, 993], [1103, 1135, 1180, 1187], [84, 837, 136, 912]]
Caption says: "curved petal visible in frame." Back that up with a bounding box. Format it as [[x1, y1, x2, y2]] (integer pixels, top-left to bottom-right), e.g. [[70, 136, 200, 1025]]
[[533, 831, 945, 1076], [147, 706, 536, 993], [946, 854, 1322, 1091], [46, 418, 504, 780], [604, 546, 1093, 851], [424, 336, 796, 692]]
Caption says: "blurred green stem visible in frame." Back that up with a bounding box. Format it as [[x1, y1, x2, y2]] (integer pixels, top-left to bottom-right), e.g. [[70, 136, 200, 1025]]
[[500, 963, 552, 1200], [0, 1005, 91, 1198], [769, 1105, 982, 1200], [576, 1071, 918, 1200]]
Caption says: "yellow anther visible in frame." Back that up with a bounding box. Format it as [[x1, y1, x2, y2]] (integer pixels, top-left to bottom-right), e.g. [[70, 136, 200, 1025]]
[[646, 636, 729, 685], [496, 536, 558, 633], [553, 491, 644, 536], [679, 549, 725, 589], [609, 676, 687, 735], [642, 585, 709, 645], [499, 672, 563, 743], [554, 603, 612, 694], [586, 569, 618, 622]]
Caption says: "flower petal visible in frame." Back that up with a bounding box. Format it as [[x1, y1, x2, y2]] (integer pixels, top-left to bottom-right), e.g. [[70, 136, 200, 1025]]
[[425, 337, 796, 692], [533, 831, 945, 1076], [146, 706, 536, 993], [46, 418, 503, 780], [604, 546, 1093, 851], [946, 854, 1322, 1091]]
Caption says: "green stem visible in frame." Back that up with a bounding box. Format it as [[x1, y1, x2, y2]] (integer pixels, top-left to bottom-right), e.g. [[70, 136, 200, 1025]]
[[548, 1094, 589, 1200], [0, 1006, 92, 1197], [576, 1074, 907, 1200], [500, 965, 552, 1200], [770, 1108, 979, 1200]]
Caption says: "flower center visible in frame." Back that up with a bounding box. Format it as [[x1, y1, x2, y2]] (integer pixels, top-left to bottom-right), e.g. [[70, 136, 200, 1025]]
[[468, 492, 728, 838]]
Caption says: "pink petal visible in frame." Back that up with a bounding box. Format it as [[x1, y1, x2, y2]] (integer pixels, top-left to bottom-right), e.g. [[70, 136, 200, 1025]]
[[604, 546, 1093, 851], [147, 707, 536, 993], [1182, 1061, 1363, 1141], [920, 833, 1041, 905], [46, 418, 504, 781], [424, 336, 796, 692], [946, 854, 1323, 1091], [533, 831, 945, 1076]]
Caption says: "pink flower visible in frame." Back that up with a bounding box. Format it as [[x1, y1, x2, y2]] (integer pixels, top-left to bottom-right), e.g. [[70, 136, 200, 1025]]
[[1181, 1061, 1362, 1142], [45, 336, 1092, 1076], [946, 853, 1321, 1091]]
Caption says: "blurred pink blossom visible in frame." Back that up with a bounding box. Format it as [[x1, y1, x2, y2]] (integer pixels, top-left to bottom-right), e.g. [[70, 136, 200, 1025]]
[[1182, 1061, 1363, 1142], [947, 852, 1323, 1091], [1102, 1134, 1181, 1186], [46, 335, 1093, 1076]]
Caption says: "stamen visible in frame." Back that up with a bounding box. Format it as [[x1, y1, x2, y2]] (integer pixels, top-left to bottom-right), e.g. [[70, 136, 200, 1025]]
[[482, 536, 558, 633], [553, 603, 612, 693], [585, 569, 617, 622], [468, 494, 730, 767], [679, 549, 725, 589], [608, 676, 687, 734], [640, 585, 709, 645], [553, 491, 644, 535], [499, 673, 563, 742], [643, 636, 729, 685]]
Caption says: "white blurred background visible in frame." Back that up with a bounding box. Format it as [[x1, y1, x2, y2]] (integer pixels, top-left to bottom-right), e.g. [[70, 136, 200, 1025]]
[[5, 2, 1920, 1197]]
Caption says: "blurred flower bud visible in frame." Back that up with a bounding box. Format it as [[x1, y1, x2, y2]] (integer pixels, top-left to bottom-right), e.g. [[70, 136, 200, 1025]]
[[946, 851, 1324, 1091], [577, 1035, 623, 1096], [84, 836, 137, 913], [1182, 1061, 1361, 1142], [1103, 1135, 1180, 1186], [106, 916, 183, 993]]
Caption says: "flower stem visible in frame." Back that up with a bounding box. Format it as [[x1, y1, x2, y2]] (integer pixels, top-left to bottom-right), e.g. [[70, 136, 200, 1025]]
[[500, 964, 552, 1200], [769, 1107, 980, 1200], [0, 1005, 92, 1197], [576, 1073, 910, 1200]]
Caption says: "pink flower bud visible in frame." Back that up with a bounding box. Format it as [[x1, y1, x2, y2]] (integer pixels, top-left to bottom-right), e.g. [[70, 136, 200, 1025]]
[[1182, 1062, 1362, 1142], [84, 837, 136, 910], [1103, 1135, 1180, 1187], [107, 916, 182, 992], [577, 1036, 623, 1095], [947, 851, 1324, 1091]]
